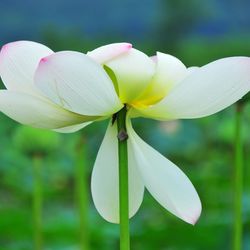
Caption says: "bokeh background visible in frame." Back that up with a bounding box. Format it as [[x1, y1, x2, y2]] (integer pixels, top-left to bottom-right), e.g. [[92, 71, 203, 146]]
[[0, 0, 250, 249]]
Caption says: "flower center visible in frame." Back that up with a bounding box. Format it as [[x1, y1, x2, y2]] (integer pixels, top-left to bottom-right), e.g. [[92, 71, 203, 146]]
[[129, 83, 169, 109], [104, 65, 169, 110]]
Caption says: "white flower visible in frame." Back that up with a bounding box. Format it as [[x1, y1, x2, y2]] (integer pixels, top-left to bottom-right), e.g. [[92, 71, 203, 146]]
[[0, 41, 250, 225]]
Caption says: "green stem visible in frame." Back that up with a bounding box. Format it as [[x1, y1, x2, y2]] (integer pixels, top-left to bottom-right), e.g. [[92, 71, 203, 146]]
[[32, 155, 43, 250], [75, 135, 90, 250], [233, 103, 244, 250], [117, 106, 130, 250]]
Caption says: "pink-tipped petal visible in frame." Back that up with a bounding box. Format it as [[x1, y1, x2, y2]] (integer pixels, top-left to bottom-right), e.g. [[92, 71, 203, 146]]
[[87, 43, 132, 64], [35, 51, 123, 116], [0, 41, 53, 93], [0, 44, 8, 54], [40, 57, 48, 63]]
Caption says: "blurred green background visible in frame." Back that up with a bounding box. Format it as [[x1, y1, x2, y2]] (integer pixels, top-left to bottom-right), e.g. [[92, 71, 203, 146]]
[[0, 0, 250, 249]]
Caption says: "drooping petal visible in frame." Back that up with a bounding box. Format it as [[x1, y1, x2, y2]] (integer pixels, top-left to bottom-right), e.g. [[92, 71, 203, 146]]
[[0, 90, 96, 129], [87, 43, 132, 64], [91, 122, 144, 223], [133, 52, 187, 106], [127, 120, 201, 225], [105, 48, 155, 103], [34, 51, 123, 116], [53, 122, 92, 133], [137, 57, 250, 120], [0, 41, 53, 93]]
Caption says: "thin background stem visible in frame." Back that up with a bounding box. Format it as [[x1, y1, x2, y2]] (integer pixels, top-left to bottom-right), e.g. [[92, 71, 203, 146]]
[[75, 135, 90, 250], [32, 155, 43, 250], [233, 103, 244, 250], [117, 106, 130, 250]]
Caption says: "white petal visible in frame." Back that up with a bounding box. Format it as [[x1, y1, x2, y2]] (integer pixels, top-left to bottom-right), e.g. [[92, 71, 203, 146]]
[[106, 48, 155, 103], [134, 52, 187, 105], [87, 43, 132, 64], [153, 52, 187, 88], [91, 122, 144, 223], [138, 57, 250, 120], [0, 90, 94, 129], [187, 66, 199, 74], [53, 122, 92, 133], [127, 120, 201, 224], [0, 41, 53, 93], [34, 51, 123, 116]]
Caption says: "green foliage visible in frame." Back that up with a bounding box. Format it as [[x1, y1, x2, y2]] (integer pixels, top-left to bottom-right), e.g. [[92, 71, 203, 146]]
[[13, 126, 61, 156]]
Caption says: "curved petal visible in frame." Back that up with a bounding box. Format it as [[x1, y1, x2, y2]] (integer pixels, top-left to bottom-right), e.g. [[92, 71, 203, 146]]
[[127, 120, 201, 225], [53, 122, 92, 133], [0, 90, 95, 129], [152, 52, 187, 88], [106, 48, 155, 103], [0, 41, 53, 93], [87, 43, 132, 64], [91, 122, 144, 223], [34, 51, 123, 116], [134, 52, 187, 106], [138, 57, 250, 120]]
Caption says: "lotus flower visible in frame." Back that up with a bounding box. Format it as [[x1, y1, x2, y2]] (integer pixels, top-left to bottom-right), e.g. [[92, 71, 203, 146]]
[[0, 41, 250, 225]]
